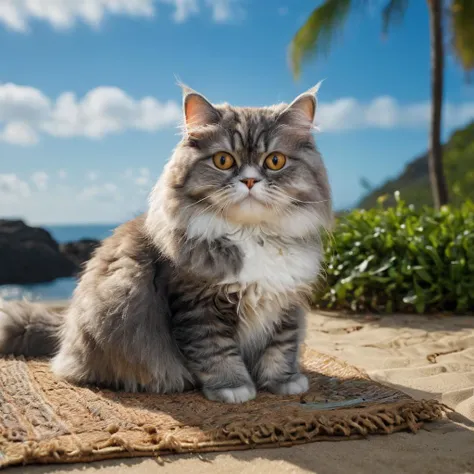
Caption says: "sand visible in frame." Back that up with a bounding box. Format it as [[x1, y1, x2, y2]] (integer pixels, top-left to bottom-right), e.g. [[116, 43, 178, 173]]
[[4, 310, 474, 474]]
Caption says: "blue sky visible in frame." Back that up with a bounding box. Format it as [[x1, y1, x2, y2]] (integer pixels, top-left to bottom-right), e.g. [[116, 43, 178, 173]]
[[0, 0, 473, 224]]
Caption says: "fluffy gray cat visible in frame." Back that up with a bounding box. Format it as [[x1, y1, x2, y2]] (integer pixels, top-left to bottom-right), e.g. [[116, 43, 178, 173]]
[[0, 85, 332, 403]]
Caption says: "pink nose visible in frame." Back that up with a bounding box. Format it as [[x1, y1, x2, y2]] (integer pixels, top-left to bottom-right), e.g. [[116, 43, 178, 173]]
[[240, 178, 260, 189]]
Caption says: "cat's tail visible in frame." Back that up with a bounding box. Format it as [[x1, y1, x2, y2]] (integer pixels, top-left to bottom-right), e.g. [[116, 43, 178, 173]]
[[0, 299, 64, 357]]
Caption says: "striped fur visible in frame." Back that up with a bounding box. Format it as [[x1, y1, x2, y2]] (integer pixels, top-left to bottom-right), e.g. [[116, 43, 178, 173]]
[[0, 86, 332, 403]]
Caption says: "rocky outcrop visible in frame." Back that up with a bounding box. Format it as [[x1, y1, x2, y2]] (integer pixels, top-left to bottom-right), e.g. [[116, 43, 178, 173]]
[[60, 240, 100, 270], [0, 220, 100, 285]]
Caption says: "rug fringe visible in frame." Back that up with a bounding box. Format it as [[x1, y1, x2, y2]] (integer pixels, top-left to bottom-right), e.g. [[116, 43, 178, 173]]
[[0, 349, 452, 469], [1, 399, 448, 469]]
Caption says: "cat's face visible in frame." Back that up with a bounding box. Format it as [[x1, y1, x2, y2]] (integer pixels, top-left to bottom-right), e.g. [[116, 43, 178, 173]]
[[160, 87, 332, 235]]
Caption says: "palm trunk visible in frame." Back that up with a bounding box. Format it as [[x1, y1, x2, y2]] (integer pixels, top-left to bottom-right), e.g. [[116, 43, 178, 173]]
[[428, 0, 449, 208]]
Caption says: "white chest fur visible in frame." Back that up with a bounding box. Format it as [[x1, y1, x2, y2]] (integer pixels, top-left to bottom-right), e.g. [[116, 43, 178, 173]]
[[225, 233, 320, 291], [187, 213, 321, 291], [187, 213, 322, 349], [226, 233, 320, 349]]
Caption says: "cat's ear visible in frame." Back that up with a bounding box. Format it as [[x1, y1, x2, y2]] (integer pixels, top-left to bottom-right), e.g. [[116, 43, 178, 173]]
[[181, 86, 220, 132], [280, 81, 322, 126]]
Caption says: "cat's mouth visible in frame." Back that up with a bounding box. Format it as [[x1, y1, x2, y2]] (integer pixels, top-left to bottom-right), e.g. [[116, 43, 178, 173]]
[[243, 193, 263, 202], [234, 187, 268, 203], [236, 193, 269, 208], [223, 193, 278, 225]]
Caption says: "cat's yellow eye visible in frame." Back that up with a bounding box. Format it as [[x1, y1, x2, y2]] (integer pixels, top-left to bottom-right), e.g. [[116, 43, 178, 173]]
[[212, 152, 235, 170], [265, 152, 287, 171]]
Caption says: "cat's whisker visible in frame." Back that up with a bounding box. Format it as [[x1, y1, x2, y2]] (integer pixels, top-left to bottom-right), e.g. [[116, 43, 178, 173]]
[[0, 88, 333, 404], [271, 195, 323, 236], [270, 188, 330, 206], [187, 190, 234, 224], [266, 190, 331, 234], [183, 186, 232, 211]]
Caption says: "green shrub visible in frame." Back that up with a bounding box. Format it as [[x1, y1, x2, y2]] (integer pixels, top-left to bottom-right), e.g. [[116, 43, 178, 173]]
[[317, 194, 474, 314]]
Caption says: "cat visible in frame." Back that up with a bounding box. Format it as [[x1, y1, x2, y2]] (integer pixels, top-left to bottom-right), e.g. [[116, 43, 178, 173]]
[[0, 84, 332, 403]]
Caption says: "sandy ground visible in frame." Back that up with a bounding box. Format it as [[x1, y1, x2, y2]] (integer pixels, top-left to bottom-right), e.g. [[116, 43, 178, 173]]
[[5, 311, 474, 474]]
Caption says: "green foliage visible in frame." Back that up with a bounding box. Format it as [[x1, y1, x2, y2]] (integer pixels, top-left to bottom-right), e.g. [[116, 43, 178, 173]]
[[289, 0, 352, 79], [317, 195, 474, 314], [358, 121, 474, 209], [451, 0, 474, 72], [290, 0, 474, 78], [382, 0, 408, 34]]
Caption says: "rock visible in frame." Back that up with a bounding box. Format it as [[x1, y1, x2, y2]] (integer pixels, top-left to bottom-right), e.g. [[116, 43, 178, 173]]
[[0, 220, 100, 285], [60, 239, 100, 269]]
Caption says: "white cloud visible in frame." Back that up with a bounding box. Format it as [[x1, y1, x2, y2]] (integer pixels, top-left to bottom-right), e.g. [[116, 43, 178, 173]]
[[0, 121, 38, 145], [0, 169, 151, 224], [205, 0, 244, 22], [0, 83, 50, 121], [42, 87, 182, 138], [316, 96, 474, 132], [122, 167, 153, 194], [123, 168, 134, 179], [78, 182, 120, 201], [0, 173, 31, 198], [87, 171, 99, 182], [1, 82, 474, 146], [0, 83, 181, 145], [0, 0, 153, 32], [161, 0, 198, 22], [135, 167, 152, 187], [58, 169, 67, 180], [0, 0, 244, 31], [31, 171, 49, 191]]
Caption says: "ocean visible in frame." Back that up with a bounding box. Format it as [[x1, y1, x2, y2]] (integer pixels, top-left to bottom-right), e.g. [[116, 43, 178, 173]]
[[0, 224, 120, 302]]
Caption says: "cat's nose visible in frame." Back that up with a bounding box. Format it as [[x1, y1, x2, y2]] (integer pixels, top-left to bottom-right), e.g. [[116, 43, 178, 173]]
[[240, 178, 260, 190]]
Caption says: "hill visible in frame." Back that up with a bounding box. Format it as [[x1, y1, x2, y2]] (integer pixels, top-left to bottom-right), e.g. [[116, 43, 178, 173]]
[[357, 121, 474, 209]]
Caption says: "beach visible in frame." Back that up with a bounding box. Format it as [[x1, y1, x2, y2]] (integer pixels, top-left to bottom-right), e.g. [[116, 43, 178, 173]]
[[3, 308, 473, 473]]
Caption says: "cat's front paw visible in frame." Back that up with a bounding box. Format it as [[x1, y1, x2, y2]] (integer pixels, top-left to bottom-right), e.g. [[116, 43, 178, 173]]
[[268, 373, 309, 395], [203, 384, 256, 403]]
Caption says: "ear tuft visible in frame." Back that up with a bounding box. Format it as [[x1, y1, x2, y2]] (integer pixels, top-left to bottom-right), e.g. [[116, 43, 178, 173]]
[[289, 94, 316, 122], [181, 86, 220, 132], [282, 80, 323, 124]]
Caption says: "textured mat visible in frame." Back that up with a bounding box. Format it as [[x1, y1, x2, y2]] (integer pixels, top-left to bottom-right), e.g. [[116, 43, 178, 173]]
[[0, 348, 447, 469]]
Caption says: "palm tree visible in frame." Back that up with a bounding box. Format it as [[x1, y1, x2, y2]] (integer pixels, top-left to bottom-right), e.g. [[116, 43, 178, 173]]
[[290, 0, 474, 209]]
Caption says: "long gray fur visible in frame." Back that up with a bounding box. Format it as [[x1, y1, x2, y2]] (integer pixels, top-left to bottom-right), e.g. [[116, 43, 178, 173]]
[[0, 85, 332, 403]]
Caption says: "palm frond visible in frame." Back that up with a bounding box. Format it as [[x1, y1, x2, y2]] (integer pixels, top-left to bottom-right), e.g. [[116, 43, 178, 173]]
[[382, 0, 409, 35], [289, 0, 352, 79], [450, 0, 474, 73]]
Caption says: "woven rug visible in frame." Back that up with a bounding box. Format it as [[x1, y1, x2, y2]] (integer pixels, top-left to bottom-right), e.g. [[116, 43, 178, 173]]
[[0, 348, 447, 469]]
